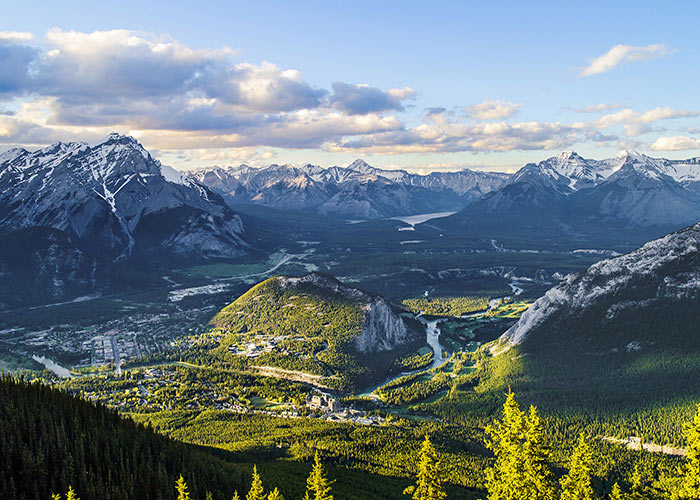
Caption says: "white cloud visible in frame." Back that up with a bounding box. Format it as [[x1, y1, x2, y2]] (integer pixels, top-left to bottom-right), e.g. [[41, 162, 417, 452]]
[[328, 111, 577, 154], [649, 136, 700, 151], [0, 31, 34, 43], [2, 28, 697, 162], [580, 44, 672, 77], [467, 99, 521, 120], [571, 103, 624, 113], [577, 106, 699, 136]]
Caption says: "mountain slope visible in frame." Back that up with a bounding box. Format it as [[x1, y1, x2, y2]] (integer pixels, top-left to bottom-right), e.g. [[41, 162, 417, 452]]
[[0, 375, 252, 500], [0, 133, 249, 261], [0, 227, 125, 308], [473, 222, 700, 443], [204, 273, 424, 390]]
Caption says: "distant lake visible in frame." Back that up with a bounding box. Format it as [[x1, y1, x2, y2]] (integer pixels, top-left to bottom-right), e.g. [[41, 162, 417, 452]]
[[389, 211, 456, 229]]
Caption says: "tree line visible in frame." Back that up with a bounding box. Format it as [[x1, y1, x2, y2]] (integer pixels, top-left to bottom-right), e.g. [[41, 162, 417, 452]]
[[406, 392, 700, 500]]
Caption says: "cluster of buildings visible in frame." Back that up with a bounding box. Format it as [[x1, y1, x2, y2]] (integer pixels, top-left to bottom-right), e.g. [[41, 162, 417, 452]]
[[305, 391, 384, 426], [228, 334, 292, 357]]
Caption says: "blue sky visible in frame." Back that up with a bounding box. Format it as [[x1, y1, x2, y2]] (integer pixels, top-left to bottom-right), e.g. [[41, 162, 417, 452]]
[[1, 1, 699, 172]]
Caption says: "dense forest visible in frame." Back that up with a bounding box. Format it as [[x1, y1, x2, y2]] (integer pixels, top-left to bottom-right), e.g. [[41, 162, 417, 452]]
[[4, 375, 700, 500]]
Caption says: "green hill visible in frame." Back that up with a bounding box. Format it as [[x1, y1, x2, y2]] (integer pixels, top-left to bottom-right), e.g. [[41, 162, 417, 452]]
[[204, 273, 425, 390]]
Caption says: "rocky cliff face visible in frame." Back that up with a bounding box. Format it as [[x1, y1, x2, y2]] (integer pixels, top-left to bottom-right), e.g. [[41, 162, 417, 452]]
[[354, 297, 416, 353]]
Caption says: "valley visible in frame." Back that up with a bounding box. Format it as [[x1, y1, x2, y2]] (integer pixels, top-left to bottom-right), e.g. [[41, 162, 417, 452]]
[[4, 141, 700, 499]]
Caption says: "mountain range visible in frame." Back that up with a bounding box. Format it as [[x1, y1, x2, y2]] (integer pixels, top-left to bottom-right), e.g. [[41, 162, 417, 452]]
[[188, 159, 509, 218], [0, 133, 253, 306], [191, 150, 700, 245], [432, 150, 700, 249]]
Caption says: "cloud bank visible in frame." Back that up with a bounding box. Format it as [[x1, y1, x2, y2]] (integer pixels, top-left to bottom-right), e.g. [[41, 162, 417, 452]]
[[0, 29, 697, 163]]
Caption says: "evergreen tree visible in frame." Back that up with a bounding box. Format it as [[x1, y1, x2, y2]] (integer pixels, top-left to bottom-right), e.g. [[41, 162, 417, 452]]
[[484, 390, 526, 500], [232, 492, 240, 500], [627, 465, 652, 500], [176, 476, 191, 500], [522, 406, 557, 500], [677, 403, 700, 499], [247, 465, 265, 500], [609, 483, 625, 500], [408, 435, 446, 500], [304, 452, 334, 500], [267, 487, 284, 500], [66, 486, 79, 500], [205, 492, 214, 500], [559, 433, 596, 500], [51, 494, 61, 500]]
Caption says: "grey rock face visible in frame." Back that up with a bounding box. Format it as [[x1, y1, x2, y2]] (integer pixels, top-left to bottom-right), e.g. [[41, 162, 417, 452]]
[[354, 297, 416, 353]]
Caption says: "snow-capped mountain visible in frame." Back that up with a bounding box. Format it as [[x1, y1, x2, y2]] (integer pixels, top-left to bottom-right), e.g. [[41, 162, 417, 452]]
[[188, 159, 510, 218], [0, 133, 249, 260], [454, 150, 700, 228], [499, 221, 700, 348]]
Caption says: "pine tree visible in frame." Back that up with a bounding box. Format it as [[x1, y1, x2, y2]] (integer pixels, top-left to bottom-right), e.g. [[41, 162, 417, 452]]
[[51, 494, 61, 500], [627, 465, 652, 500], [678, 403, 700, 499], [609, 483, 625, 500], [267, 487, 284, 500], [232, 492, 241, 500], [205, 492, 214, 500], [66, 486, 79, 500], [485, 390, 526, 500], [175, 475, 191, 500], [409, 435, 446, 500], [247, 465, 265, 500], [559, 433, 596, 500], [522, 405, 557, 500], [304, 452, 334, 500]]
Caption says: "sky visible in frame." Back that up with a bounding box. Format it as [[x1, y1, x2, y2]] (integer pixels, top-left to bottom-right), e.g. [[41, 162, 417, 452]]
[[1, 0, 699, 173]]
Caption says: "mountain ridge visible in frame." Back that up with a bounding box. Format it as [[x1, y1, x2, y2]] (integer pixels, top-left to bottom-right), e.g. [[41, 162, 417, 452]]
[[0, 133, 250, 261]]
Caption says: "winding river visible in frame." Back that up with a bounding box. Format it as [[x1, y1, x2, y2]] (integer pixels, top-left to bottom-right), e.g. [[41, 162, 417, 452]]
[[359, 317, 446, 396], [359, 280, 524, 396]]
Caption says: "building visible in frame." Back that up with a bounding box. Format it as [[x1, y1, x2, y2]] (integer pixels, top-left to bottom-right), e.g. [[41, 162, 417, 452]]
[[305, 392, 341, 413]]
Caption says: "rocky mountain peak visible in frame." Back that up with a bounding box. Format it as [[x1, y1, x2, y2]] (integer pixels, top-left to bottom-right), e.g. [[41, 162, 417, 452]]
[[348, 159, 373, 173]]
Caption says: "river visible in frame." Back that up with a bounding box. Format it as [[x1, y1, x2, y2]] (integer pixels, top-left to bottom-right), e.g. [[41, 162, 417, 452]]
[[359, 318, 446, 396], [359, 280, 524, 396]]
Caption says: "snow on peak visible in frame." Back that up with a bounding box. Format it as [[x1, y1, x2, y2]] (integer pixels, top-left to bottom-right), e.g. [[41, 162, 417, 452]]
[[348, 159, 373, 172], [160, 164, 188, 185], [92, 132, 138, 147]]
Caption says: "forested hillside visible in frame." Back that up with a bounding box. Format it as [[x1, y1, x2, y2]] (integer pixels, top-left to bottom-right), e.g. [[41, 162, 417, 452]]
[[0, 376, 250, 500]]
